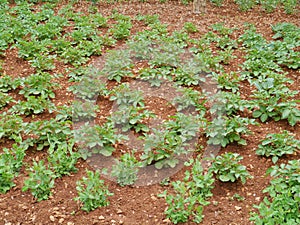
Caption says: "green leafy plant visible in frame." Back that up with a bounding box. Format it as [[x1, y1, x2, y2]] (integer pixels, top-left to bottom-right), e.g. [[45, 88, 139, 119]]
[[250, 78, 300, 126], [159, 159, 214, 224], [210, 71, 241, 93], [138, 66, 173, 87], [9, 96, 56, 116], [260, 0, 280, 13], [250, 160, 300, 224], [209, 152, 252, 184], [19, 72, 58, 99], [109, 20, 132, 40], [111, 152, 142, 186], [23, 119, 72, 151], [0, 92, 15, 110], [0, 113, 24, 143], [75, 122, 126, 159], [172, 87, 206, 115], [141, 113, 202, 169], [109, 83, 145, 108], [22, 160, 55, 202], [72, 100, 99, 121], [184, 22, 198, 33], [209, 91, 250, 117], [255, 130, 300, 163], [109, 106, 154, 133], [0, 75, 21, 92], [75, 170, 113, 212], [206, 116, 256, 147], [101, 50, 133, 82], [281, 0, 298, 14], [0, 144, 26, 193], [68, 67, 109, 100], [48, 140, 80, 177], [234, 0, 257, 11]]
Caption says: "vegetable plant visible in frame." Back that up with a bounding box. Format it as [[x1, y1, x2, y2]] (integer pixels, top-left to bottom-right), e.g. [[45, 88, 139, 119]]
[[206, 115, 256, 147], [108, 106, 154, 133], [255, 130, 300, 163], [0, 144, 26, 193], [159, 159, 214, 224], [9, 96, 56, 116], [75, 170, 113, 212], [250, 160, 300, 224], [111, 152, 142, 186], [22, 160, 55, 202], [75, 122, 126, 159], [209, 152, 252, 184], [19, 72, 59, 99], [48, 140, 80, 177]]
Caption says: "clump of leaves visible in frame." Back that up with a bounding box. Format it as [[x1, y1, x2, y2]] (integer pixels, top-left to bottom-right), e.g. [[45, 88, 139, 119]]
[[158, 159, 214, 224], [0, 75, 21, 92], [0, 113, 24, 143], [19, 72, 59, 99], [0, 92, 15, 110], [75, 170, 113, 212], [211, 71, 241, 93], [172, 87, 206, 115], [111, 152, 142, 186], [184, 22, 198, 33], [141, 113, 202, 169], [138, 66, 173, 87], [75, 122, 126, 159], [48, 140, 80, 177], [9, 96, 56, 116], [109, 83, 145, 108], [250, 160, 300, 224], [256, 130, 300, 163], [250, 77, 300, 126], [0, 144, 26, 193], [22, 160, 55, 202], [72, 100, 99, 121], [109, 106, 154, 134], [102, 50, 133, 82], [206, 116, 256, 147], [23, 119, 72, 151], [209, 152, 252, 184]]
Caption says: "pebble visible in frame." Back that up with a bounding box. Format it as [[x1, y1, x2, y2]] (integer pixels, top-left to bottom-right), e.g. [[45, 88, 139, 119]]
[[163, 218, 171, 224], [67, 222, 74, 225], [117, 209, 123, 214], [49, 215, 55, 222], [58, 218, 64, 224], [98, 216, 105, 220], [235, 206, 242, 211]]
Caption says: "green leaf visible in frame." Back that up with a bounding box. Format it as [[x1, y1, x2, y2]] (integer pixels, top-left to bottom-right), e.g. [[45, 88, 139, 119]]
[[253, 110, 262, 118], [260, 113, 268, 122]]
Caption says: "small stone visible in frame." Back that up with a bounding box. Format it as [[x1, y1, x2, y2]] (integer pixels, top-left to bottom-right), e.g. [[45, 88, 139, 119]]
[[119, 221, 124, 224], [235, 206, 242, 211], [163, 218, 172, 223], [67, 222, 74, 225], [49, 215, 55, 222], [58, 218, 64, 224], [117, 209, 123, 214], [151, 195, 157, 201], [53, 207, 59, 211], [98, 216, 105, 220]]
